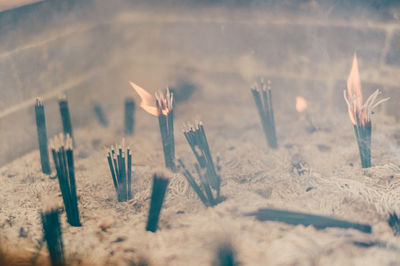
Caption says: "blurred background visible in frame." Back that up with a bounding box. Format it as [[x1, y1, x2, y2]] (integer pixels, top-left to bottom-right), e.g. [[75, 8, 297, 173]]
[[0, 0, 399, 166]]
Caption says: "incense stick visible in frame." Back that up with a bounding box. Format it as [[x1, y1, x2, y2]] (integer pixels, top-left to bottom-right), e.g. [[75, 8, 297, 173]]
[[41, 205, 65, 266], [129, 82, 176, 171], [181, 122, 222, 206], [124, 98, 136, 135], [50, 134, 80, 227], [245, 208, 371, 233], [344, 89, 389, 168], [58, 96, 74, 146], [213, 242, 238, 266], [93, 103, 108, 127], [146, 173, 169, 232], [388, 212, 400, 236], [184, 122, 220, 192], [35, 98, 51, 174], [107, 143, 133, 202], [251, 80, 278, 149], [156, 89, 176, 171], [178, 159, 211, 207]]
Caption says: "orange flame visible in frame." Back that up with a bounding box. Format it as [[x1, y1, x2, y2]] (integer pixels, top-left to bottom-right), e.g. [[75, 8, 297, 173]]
[[296, 96, 308, 113], [129, 81, 173, 116], [346, 53, 363, 125], [344, 53, 390, 126]]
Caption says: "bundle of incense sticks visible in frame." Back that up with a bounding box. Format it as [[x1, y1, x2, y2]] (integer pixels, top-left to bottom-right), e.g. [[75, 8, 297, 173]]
[[41, 205, 65, 266], [183, 122, 221, 205], [106, 143, 132, 202], [251, 80, 278, 149], [155, 89, 175, 171], [124, 98, 136, 135], [50, 134, 80, 227], [146, 173, 169, 232], [245, 208, 371, 233], [130, 82, 176, 171], [178, 159, 220, 207], [344, 53, 389, 168], [58, 96, 74, 146], [35, 98, 51, 174]]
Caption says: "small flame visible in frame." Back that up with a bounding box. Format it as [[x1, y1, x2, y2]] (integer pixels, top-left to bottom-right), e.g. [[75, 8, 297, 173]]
[[296, 96, 308, 113], [345, 53, 363, 125], [344, 53, 390, 126], [129, 81, 172, 116]]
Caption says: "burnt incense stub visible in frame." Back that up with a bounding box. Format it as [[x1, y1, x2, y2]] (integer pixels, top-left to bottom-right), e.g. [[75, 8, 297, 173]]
[[50, 134, 81, 227], [146, 173, 169, 232], [107, 143, 133, 202], [251, 80, 278, 149], [41, 207, 65, 266], [35, 98, 51, 175]]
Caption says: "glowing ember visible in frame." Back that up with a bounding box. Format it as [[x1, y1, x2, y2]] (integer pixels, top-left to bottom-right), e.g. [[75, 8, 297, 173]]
[[129, 81, 173, 116], [296, 96, 308, 113], [344, 53, 389, 126]]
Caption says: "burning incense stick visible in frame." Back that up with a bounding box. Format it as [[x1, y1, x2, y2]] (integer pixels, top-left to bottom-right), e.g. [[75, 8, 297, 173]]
[[129, 81, 175, 171], [35, 98, 51, 174], [58, 96, 74, 146], [124, 98, 136, 135], [106, 143, 132, 202], [41, 205, 65, 266], [93, 103, 108, 127], [50, 134, 80, 227], [146, 173, 169, 232], [251, 80, 278, 149], [344, 53, 389, 168], [245, 208, 371, 233]]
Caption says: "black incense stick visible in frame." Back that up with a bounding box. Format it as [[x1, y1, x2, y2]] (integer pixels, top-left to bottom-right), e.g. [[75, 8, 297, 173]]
[[58, 96, 74, 146], [107, 143, 132, 202], [178, 159, 210, 207], [50, 134, 80, 227], [146, 173, 169, 232], [251, 80, 278, 149], [93, 103, 108, 127], [41, 206, 65, 266], [213, 242, 238, 266], [354, 116, 371, 168], [184, 123, 220, 193], [344, 54, 389, 168], [245, 208, 371, 233], [181, 122, 222, 206], [388, 212, 400, 236], [124, 98, 136, 135], [129, 82, 176, 171], [344, 89, 389, 169], [156, 89, 175, 171], [35, 98, 51, 174]]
